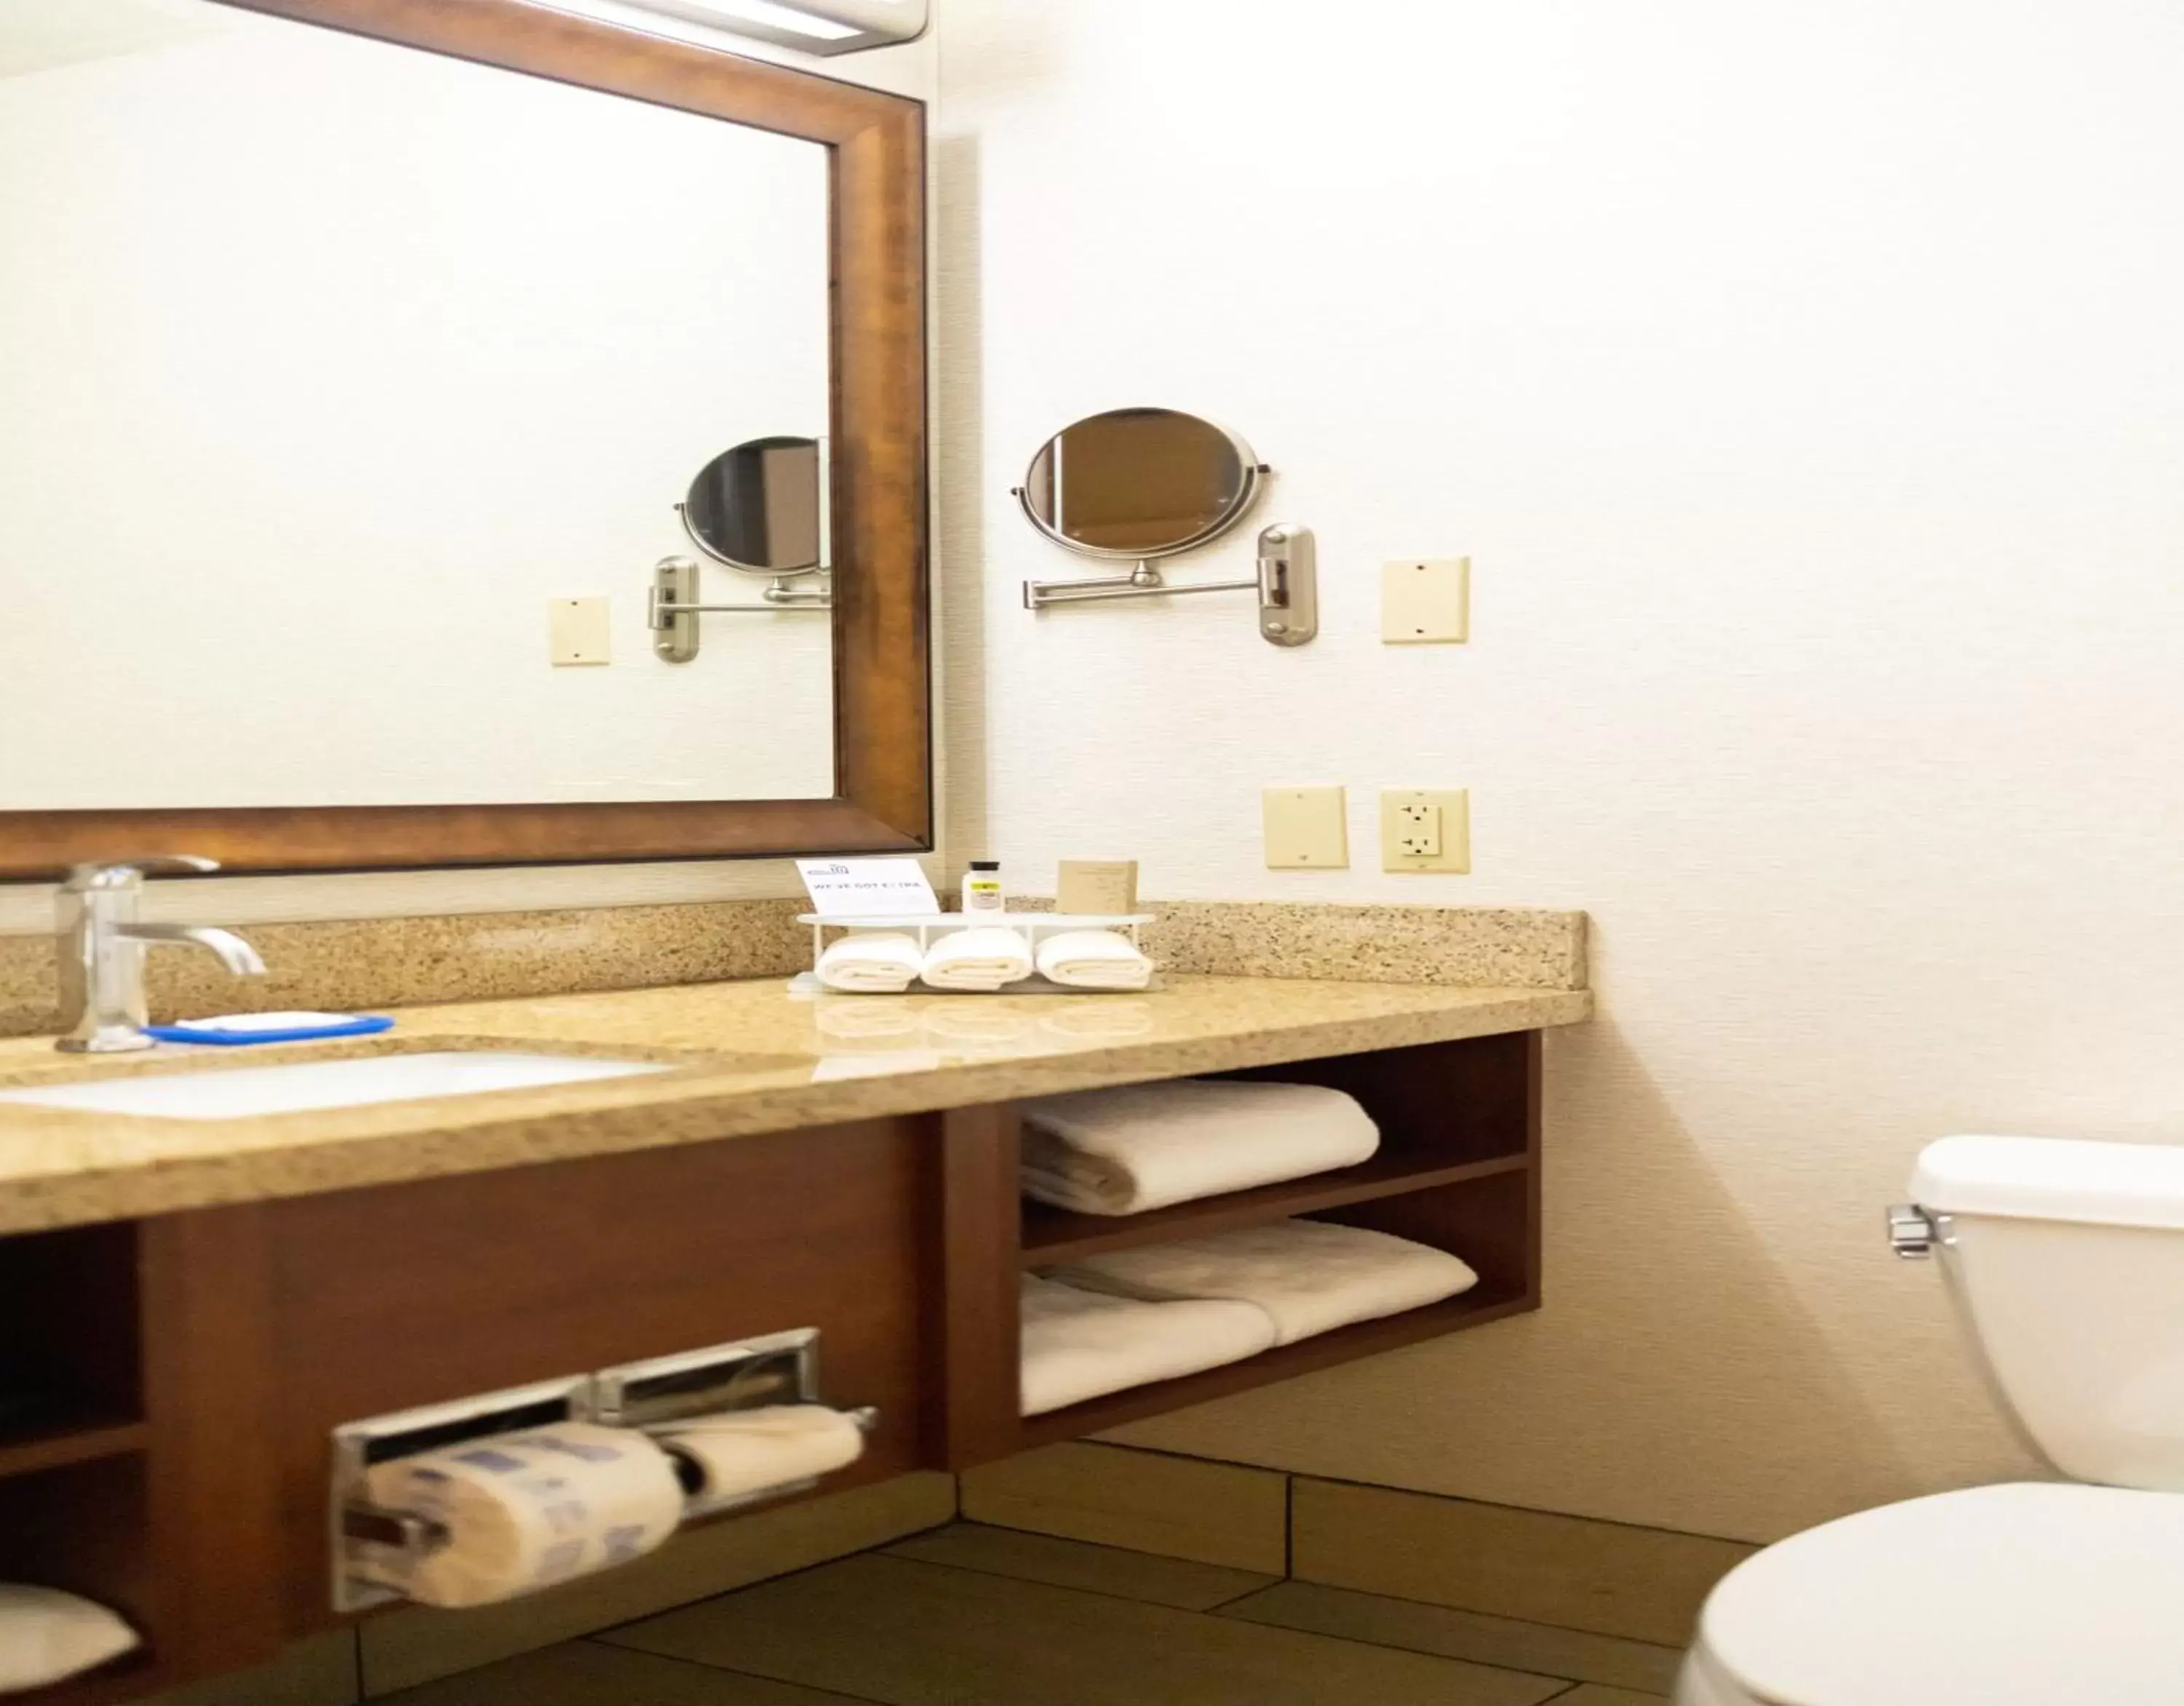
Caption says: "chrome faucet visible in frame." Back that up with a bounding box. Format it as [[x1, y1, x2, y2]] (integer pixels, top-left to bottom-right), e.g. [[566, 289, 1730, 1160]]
[[55, 857, 267, 1053]]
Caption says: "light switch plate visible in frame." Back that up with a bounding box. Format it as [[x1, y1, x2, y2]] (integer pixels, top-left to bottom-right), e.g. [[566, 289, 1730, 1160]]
[[1382, 558, 1470, 643], [1263, 786, 1349, 870], [1381, 789, 1471, 873], [550, 597, 611, 666]]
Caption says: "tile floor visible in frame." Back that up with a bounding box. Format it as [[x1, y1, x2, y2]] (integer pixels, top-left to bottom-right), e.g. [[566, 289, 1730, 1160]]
[[379, 1523, 1681, 1705]]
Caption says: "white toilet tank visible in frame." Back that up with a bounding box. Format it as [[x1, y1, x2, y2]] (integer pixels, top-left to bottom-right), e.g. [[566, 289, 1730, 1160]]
[[1912, 1135, 2184, 1491]]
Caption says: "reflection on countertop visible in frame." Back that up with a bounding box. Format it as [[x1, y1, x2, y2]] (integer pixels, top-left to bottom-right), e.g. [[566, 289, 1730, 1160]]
[[0, 974, 1591, 1237]]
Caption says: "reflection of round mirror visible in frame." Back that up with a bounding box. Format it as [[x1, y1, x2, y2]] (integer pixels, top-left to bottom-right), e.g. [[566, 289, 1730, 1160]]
[[681, 436, 825, 576], [1017, 408, 1265, 561]]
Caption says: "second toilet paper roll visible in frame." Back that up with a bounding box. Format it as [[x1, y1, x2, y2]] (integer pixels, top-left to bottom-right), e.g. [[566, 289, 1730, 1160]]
[[360, 1422, 684, 1610], [660, 1404, 865, 1507]]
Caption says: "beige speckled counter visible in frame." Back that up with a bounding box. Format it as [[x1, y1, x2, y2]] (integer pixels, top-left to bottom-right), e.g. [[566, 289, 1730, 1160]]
[[0, 974, 1590, 1236]]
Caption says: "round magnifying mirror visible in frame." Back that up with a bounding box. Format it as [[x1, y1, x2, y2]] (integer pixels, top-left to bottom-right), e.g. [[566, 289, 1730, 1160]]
[[681, 436, 826, 576], [1018, 408, 1264, 561]]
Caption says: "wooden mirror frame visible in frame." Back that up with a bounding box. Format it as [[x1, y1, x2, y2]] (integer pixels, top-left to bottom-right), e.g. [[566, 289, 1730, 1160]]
[[0, 0, 928, 878]]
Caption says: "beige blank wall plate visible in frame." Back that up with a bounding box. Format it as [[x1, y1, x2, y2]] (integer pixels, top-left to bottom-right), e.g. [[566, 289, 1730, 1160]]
[[1381, 789, 1471, 873], [1382, 558, 1470, 643], [550, 597, 611, 666], [1263, 786, 1349, 870]]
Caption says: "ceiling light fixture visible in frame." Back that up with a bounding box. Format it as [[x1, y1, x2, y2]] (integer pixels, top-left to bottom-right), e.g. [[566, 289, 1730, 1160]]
[[620, 0, 925, 55]]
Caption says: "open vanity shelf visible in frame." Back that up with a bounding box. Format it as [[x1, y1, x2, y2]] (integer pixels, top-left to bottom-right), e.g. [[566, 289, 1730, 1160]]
[[0, 1226, 165, 1704], [941, 1028, 1544, 1461], [0, 1023, 1547, 1705]]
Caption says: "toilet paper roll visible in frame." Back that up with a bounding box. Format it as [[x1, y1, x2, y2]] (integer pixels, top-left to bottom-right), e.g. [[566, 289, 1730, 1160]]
[[360, 1422, 684, 1610], [660, 1405, 865, 1507]]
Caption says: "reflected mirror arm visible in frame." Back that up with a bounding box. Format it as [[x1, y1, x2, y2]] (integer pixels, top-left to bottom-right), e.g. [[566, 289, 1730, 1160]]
[[649, 558, 831, 664]]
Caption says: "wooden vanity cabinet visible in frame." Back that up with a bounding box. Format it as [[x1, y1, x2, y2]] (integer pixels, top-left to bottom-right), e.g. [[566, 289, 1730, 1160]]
[[0, 1028, 1543, 1704], [0, 1121, 934, 1704]]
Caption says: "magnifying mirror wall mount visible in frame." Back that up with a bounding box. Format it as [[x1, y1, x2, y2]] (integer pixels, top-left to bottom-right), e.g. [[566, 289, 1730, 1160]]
[[1014, 410, 1316, 646]]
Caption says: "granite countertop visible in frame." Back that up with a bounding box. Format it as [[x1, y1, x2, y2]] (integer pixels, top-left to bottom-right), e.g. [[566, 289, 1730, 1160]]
[[0, 974, 1591, 1235]]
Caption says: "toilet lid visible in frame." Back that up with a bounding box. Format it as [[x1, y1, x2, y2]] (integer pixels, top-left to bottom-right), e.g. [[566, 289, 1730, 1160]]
[[1701, 1483, 2184, 1706]]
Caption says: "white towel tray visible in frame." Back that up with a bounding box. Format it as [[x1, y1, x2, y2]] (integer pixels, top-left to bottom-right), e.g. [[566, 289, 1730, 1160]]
[[796, 913, 1156, 997]]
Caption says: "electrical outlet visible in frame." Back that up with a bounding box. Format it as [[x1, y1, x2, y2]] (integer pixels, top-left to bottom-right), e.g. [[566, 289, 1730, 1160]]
[[1382, 558, 1470, 644], [549, 597, 611, 666], [1381, 789, 1471, 873], [1393, 801, 1442, 858], [1263, 786, 1350, 870]]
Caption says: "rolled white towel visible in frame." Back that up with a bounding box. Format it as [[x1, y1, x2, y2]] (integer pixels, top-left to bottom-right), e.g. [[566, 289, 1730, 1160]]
[[920, 927, 1034, 991], [1018, 1079, 1380, 1217], [1018, 1274, 1276, 1416], [1035, 929, 1153, 991], [1046, 1218, 1478, 1346], [817, 932, 925, 993]]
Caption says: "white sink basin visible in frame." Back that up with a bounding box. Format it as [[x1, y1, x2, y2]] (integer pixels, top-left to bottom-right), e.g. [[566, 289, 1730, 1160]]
[[0, 1050, 671, 1122]]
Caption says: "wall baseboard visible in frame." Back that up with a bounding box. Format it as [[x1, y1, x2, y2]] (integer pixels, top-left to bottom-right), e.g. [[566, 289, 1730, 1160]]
[[960, 1442, 1289, 1575], [961, 1442, 1749, 1649], [1291, 1475, 1753, 1647]]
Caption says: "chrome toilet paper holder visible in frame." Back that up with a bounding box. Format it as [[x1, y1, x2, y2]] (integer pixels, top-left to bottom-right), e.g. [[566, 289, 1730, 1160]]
[[331, 1329, 877, 1613], [332, 1373, 596, 1614], [595, 1328, 878, 1520]]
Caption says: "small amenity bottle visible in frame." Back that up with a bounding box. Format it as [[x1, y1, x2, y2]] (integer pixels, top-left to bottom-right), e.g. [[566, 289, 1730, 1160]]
[[963, 860, 1005, 915]]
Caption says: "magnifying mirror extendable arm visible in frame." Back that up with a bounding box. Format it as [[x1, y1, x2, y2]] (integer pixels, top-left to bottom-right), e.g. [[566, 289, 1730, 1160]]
[[1021, 525, 1315, 646], [1013, 408, 1315, 646], [1021, 558, 1256, 607]]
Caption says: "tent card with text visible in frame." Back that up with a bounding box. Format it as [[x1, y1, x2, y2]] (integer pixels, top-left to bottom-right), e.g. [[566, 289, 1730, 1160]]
[[796, 858, 941, 919]]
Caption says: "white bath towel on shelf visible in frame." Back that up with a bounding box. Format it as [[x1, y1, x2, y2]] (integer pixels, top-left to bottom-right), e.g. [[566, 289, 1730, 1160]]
[[920, 927, 1034, 991], [1047, 1218, 1478, 1346], [1018, 1274, 1276, 1416], [1035, 929, 1154, 991], [1018, 1079, 1380, 1217], [0, 1586, 139, 1694], [816, 932, 925, 993]]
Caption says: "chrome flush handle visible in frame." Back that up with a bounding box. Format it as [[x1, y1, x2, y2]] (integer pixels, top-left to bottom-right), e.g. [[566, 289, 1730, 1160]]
[[1886, 1204, 1941, 1259]]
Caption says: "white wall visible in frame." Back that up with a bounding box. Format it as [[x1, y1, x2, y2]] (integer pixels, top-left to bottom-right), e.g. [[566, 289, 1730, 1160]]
[[938, 0, 2184, 1542], [0, 3, 836, 810]]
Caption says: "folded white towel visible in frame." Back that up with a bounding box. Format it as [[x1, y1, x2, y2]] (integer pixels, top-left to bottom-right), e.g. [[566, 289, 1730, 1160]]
[[817, 932, 925, 993], [1046, 1218, 1478, 1346], [1018, 1079, 1380, 1217], [1018, 1274, 1275, 1416], [1035, 929, 1154, 991], [0, 1585, 139, 1694], [920, 927, 1034, 991]]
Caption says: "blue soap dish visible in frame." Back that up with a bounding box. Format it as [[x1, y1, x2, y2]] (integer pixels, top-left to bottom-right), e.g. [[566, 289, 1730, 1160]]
[[144, 1013, 395, 1047]]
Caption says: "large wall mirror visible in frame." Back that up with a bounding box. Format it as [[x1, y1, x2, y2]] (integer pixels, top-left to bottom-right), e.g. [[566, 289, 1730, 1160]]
[[0, 0, 928, 876]]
